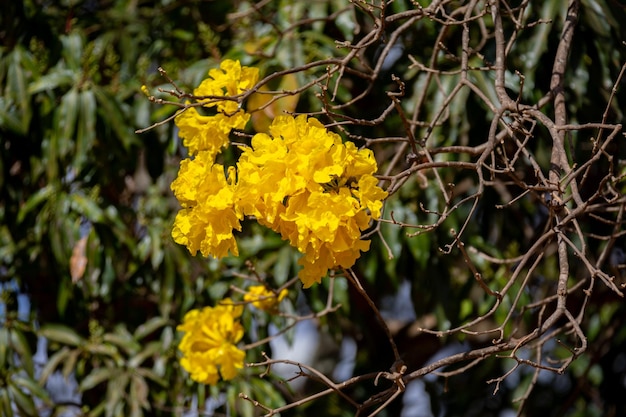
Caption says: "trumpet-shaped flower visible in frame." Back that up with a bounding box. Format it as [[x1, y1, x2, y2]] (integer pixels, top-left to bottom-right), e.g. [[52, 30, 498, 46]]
[[243, 285, 288, 313], [171, 154, 241, 258], [176, 106, 250, 157], [196, 59, 259, 114], [177, 299, 245, 385], [175, 59, 258, 156]]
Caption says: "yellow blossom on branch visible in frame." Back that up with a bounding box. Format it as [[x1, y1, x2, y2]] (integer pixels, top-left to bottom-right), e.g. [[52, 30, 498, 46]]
[[244, 285, 288, 313], [170, 61, 388, 288], [235, 115, 388, 287], [171, 154, 241, 258], [175, 106, 250, 159], [177, 299, 245, 385], [175, 59, 259, 156], [196, 59, 259, 113]]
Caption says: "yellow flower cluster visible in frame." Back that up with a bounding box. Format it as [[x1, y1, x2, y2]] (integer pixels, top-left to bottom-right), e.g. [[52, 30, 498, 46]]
[[172, 60, 387, 385], [236, 115, 388, 287], [171, 155, 241, 259], [177, 300, 245, 385], [244, 285, 289, 312], [171, 61, 387, 288], [176, 59, 259, 158], [171, 59, 255, 259]]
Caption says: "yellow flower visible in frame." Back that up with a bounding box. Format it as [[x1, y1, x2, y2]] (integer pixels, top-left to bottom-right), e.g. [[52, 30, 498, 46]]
[[244, 285, 288, 312], [234, 133, 291, 225], [171, 154, 241, 258], [177, 299, 246, 385], [234, 115, 387, 287], [196, 59, 259, 114], [169, 61, 387, 287], [175, 59, 259, 156], [175, 106, 250, 157], [298, 240, 370, 288], [354, 175, 388, 219]]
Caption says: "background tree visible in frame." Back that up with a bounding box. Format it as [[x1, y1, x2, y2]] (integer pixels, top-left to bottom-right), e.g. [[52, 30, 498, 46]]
[[1, 1, 625, 417]]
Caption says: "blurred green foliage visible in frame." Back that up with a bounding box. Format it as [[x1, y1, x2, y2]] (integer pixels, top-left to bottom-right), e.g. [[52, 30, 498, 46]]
[[0, 1, 287, 415], [1, 0, 626, 416]]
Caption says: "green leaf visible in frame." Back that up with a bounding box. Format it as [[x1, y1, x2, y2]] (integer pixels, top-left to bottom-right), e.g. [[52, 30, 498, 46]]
[[0, 328, 8, 368], [135, 367, 167, 387], [103, 325, 139, 353], [105, 373, 129, 417], [47, 195, 74, 269], [0, 99, 25, 134], [582, 0, 615, 36], [127, 341, 161, 368], [55, 87, 80, 159], [171, 29, 194, 42], [130, 374, 150, 410], [39, 324, 85, 347], [273, 245, 293, 285], [11, 374, 52, 406], [62, 348, 82, 379], [406, 231, 430, 270], [70, 193, 105, 223], [74, 89, 97, 170], [38, 346, 71, 384], [85, 401, 106, 417], [0, 388, 13, 417], [86, 342, 120, 358], [379, 199, 406, 279], [521, 0, 564, 88], [8, 380, 37, 416], [159, 255, 175, 317], [148, 226, 164, 270], [17, 183, 57, 224], [9, 327, 34, 376], [460, 298, 473, 320], [56, 275, 72, 317], [79, 367, 118, 391], [28, 69, 77, 94], [250, 377, 286, 410], [61, 33, 84, 71], [136, 233, 151, 262], [4, 47, 32, 135], [133, 316, 169, 341]]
